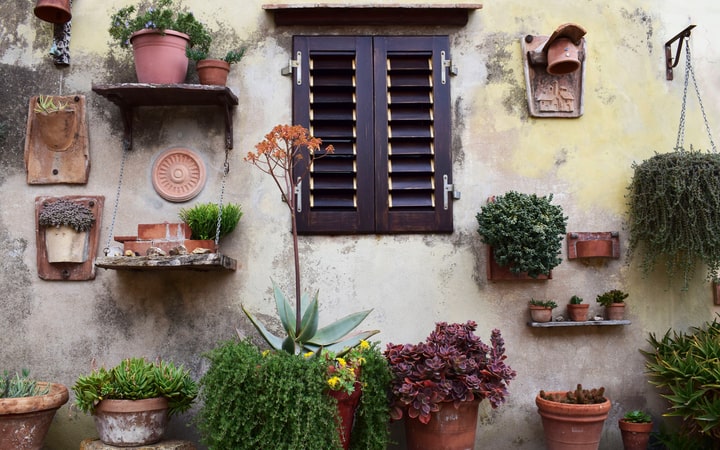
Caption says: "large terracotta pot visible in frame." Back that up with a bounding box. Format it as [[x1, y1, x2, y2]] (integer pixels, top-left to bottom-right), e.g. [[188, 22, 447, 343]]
[[0, 382, 69, 450], [197, 59, 231, 86], [328, 382, 362, 450], [94, 397, 169, 447], [130, 29, 190, 84], [530, 305, 553, 323], [404, 399, 480, 450], [34, 0, 71, 23], [567, 303, 589, 322], [536, 393, 611, 450], [618, 419, 652, 450]]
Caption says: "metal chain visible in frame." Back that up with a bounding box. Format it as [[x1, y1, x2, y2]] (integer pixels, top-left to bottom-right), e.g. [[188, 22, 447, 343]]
[[103, 145, 129, 255], [675, 38, 717, 153], [214, 151, 230, 250]]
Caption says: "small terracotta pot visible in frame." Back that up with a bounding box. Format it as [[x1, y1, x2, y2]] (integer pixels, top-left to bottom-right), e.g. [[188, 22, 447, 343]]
[[94, 397, 169, 447], [130, 29, 189, 84], [605, 303, 625, 320], [619, 419, 652, 450], [34, 0, 71, 24], [567, 303, 589, 322], [197, 59, 231, 86], [530, 305, 553, 323]]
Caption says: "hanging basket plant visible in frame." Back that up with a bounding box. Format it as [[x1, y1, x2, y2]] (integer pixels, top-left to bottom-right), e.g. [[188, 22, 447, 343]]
[[626, 148, 720, 289]]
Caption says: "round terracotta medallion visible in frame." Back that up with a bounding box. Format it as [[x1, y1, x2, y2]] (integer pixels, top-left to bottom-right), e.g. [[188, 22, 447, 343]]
[[151, 147, 206, 202]]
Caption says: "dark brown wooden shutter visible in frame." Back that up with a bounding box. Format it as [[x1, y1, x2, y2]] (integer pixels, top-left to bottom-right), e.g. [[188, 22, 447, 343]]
[[294, 36, 374, 234], [374, 36, 453, 233]]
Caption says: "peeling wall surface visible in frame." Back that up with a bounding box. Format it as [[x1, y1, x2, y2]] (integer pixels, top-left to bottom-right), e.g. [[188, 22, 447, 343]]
[[2, 0, 720, 448]]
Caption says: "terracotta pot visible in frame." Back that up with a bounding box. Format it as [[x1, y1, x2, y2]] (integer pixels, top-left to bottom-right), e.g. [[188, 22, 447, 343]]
[[530, 305, 553, 323], [404, 399, 480, 450], [0, 382, 69, 450], [605, 303, 625, 320], [34, 108, 77, 151], [94, 397, 169, 447], [536, 392, 611, 450], [34, 0, 71, 23], [328, 382, 362, 450], [567, 303, 589, 322], [45, 225, 88, 263], [547, 37, 581, 75], [197, 59, 231, 86], [618, 419, 652, 450], [130, 29, 190, 84]]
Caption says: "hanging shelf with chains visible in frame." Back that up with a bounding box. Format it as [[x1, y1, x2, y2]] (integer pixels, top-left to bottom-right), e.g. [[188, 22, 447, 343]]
[[93, 83, 238, 272]]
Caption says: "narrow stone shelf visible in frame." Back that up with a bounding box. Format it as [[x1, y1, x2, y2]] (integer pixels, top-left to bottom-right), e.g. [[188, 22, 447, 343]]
[[528, 320, 631, 328], [95, 253, 237, 272]]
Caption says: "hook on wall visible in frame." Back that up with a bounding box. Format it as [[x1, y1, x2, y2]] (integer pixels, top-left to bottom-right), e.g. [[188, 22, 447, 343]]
[[665, 25, 696, 81]]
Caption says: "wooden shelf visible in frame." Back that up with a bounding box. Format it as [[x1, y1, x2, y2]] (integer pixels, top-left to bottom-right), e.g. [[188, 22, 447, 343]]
[[528, 320, 631, 328], [95, 253, 237, 272], [263, 3, 482, 26], [92, 83, 238, 150]]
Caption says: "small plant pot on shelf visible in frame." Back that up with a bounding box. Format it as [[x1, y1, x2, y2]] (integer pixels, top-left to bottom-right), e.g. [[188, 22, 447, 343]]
[[567, 303, 589, 322], [530, 305, 553, 323], [197, 59, 231, 86], [605, 304, 625, 320], [130, 29, 190, 84], [618, 419, 652, 450]]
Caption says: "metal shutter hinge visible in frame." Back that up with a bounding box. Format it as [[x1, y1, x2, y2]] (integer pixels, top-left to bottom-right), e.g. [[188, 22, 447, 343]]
[[282, 51, 302, 85], [440, 51, 457, 85], [443, 175, 460, 210], [294, 179, 302, 212]]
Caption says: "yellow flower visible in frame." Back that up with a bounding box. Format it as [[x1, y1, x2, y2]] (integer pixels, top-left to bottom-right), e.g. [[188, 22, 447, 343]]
[[359, 340, 370, 350], [303, 351, 314, 358], [261, 350, 270, 357], [336, 357, 347, 367], [327, 376, 340, 389]]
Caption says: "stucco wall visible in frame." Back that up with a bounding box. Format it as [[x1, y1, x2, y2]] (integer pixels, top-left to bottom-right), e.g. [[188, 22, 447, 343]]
[[1, 0, 720, 448]]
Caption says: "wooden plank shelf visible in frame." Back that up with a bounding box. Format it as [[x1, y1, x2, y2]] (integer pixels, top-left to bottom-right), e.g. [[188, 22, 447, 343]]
[[95, 253, 237, 272], [528, 320, 631, 328]]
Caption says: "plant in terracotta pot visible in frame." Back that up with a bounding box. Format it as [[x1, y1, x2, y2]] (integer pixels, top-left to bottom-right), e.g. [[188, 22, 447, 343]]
[[0, 369, 69, 449], [38, 198, 96, 263], [567, 295, 589, 322], [618, 410, 653, 450], [384, 321, 516, 450], [72, 357, 197, 447], [536, 384, 611, 450], [187, 47, 245, 86], [529, 298, 557, 323], [33, 95, 77, 151], [178, 201, 242, 241], [108, 0, 212, 83], [476, 191, 567, 280], [595, 289, 628, 320]]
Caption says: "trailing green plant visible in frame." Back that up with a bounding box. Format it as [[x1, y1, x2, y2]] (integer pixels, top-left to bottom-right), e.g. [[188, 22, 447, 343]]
[[34, 95, 68, 114], [72, 357, 197, 417], [178, 202, 242, 240], [1, 369, 50, 398], [595, 289, 628, 307], [539, 384, 607, 404], [529, 298, 557, 309], [622, 410, 652, 423], [627, 149, 720, 289], [642, 316, 720, 440], [569, 295, 583, 304], [186, 47, 245, 64], [196, 338, 391, 450], [108, 0, 212, 51], [476, 191, 567, 278], [39, 198, 95, 232]]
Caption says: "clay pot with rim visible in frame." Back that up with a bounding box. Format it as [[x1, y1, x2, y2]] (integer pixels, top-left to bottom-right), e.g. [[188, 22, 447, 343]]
[[618, 419, 652, 450], [567, 303, 590, 322], [536, 392, 611, 450], [197, 59, 231, 86], [34, 0, 71, 23], [130, 29, 190, 84], [93, 397, 169, 446], [530, 305, 553, 323], [35, 107, 77, 152], [404, 399, 481, 450], [605, 303, 625, 320], [0, 382, 69, 450]]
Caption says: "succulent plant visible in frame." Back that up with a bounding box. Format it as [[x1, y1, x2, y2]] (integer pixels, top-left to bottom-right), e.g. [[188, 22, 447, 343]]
[[38, 199, 95, 232], [623, 410, 652, 423], [596, 289, 628, 307], [539, 384, 607, 404], [1, 369, 50, 398], [529, 299, 558, 309]]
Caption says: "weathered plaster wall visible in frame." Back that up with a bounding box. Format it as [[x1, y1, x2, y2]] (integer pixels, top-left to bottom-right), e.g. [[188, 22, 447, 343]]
[[1, 0, 720, 448]]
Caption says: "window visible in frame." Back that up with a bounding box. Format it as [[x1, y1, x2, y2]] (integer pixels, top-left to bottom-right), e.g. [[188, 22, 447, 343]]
[[292, 36, 454, 234]]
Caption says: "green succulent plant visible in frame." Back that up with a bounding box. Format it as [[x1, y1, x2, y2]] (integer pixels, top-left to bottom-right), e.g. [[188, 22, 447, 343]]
[[623, 410, 652, 423], [595, 289, 628, 307], [1, 369, 50, 398], [529, 299, 557, 309], [34, 95, 68, 114], [38, 198, 95, 232], [569, 295, 584, 304], [187, 47, 245, 64]]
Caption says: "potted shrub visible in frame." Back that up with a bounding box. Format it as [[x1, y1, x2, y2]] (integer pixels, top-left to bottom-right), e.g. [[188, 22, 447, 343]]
[[187, 47, 245, 86], [0, 370, 69, 449], [33, 95, 77, 151], [476, 191, 567, 280], [178, 201, 242, 243], [108, 0, 212, 84], [38, 198, 95, 263], [567, 295, 589, 322], [536, 385, 611, 450], [197, 339, 391, 449], [618, 410, 653, 450], [384, 321, 516, 450], [595, 289, 628, 320], [529, 298, 557, 323], [627, 149, 720, 290], [642, 317, 720, 442], [72, 357, 197, 447]]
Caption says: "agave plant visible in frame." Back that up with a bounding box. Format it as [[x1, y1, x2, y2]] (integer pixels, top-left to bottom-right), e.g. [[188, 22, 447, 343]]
[[242, 280, 378, 355]]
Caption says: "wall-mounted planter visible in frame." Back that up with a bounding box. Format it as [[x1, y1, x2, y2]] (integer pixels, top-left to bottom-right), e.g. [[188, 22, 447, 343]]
[[567, 232, 620, 259], [25, 95, 89, 184], [487, 246, 551, 281], [45, 226, 88, 263]]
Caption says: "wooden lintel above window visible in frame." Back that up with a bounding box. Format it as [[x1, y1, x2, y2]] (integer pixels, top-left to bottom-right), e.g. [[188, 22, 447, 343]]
[[263, 3, 482, 26]]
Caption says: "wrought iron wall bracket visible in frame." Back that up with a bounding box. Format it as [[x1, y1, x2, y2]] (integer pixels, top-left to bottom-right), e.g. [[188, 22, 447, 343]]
[[665, 25, 696, 81]]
